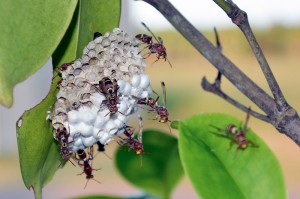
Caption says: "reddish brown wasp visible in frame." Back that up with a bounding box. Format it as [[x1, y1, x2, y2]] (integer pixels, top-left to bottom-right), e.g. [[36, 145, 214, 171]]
[[134, 90, 159, 110], [153, 82, 169, 124], [136, 81, 171, 132], [118, 115, 146, 165], [53, 61, 73, 88], [55, 125, 76, 167], [74, 147, 101, 189], [57, 62, 72, 73], [55, 126, 73, 161], [136, 22, 172, 68], [211, 109, 258, 151], [90, 77, 123, 116], [99, 77, 120, 115]]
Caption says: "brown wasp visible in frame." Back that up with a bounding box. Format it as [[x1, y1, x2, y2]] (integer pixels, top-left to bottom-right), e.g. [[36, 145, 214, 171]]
[[57, 62, 72, 73], [99, 77, 120, 115], [90, 77, 123, 116], [53, 61, 73, 88], [55, 126, 73, 161], [55, 125, 77, 167], [74, 147, 101, 189], [211, 109, 258, 151], [153, 82, 169, 124], [136, 81, 171, 132], [118, 115, 146, 165], [136, 22, 172, 68]]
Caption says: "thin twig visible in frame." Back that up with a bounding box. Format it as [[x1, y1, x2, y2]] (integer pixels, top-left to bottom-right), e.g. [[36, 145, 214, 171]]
[[204, 28, 270, 122], [142, 0, 275, 117], [213, 0, 288, 113], [201, 77, 270, 122], [141, 0, 300, 147]]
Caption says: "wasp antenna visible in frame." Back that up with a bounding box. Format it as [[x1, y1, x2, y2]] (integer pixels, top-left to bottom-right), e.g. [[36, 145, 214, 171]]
[[85, 80, 102, 94], [151, 86, 159, 97], [158, 36, 163, 44], [141, 21, 160, 43], [166, 58, 173, 68], [209, 124, 225, 132]]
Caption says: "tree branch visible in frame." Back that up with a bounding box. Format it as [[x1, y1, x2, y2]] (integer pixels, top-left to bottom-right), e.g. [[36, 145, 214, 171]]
[[141, 0, 275, 116], [213, 0, 288, 113], [201, 76, 270, 122], [141, 0, 300, 147], [203, 28, 270, 122]]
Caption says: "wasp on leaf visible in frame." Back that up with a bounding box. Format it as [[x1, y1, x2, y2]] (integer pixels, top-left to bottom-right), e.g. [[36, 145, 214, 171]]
[[210, 108, 258, 151]]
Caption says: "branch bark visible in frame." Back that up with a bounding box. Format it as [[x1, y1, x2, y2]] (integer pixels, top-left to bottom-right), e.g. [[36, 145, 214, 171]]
[[141, 0, 300, 147], [213, 0, 288, 112]]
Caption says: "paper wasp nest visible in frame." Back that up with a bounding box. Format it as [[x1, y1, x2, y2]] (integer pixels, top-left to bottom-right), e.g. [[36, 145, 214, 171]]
[[50, 28, 151, 152]]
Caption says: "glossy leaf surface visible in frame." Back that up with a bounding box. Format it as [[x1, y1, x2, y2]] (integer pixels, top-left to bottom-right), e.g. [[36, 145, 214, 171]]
[[16, 1, 120, 198], [178, 113, 286, 199], [115, 130, 183, 199], [0, 0, 77, 107]]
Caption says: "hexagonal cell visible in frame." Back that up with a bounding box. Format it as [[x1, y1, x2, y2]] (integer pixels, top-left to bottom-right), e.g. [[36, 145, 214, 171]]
[[50, 28, 152, 153]]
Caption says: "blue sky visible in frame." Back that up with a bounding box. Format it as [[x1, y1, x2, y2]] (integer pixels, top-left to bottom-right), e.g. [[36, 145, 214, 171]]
[[127, 0, 300, 30]]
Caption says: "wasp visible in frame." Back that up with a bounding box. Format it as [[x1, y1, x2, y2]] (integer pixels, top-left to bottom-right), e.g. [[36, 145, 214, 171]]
[[118, 115, 146, 165], [211, 109, 258, 151], [90, 77, 123, 116], [74, 147, 101, 189], [136, 22, 172, 68], [53, 61, 74, 88], [55, 125, 77, 167], [99, 77, 120, 115], [136, 81, 171, 132], [55, 126, 72, 161]]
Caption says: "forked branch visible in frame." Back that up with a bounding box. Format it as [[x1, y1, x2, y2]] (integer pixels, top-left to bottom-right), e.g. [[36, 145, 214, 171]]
[[213, 0, 288, 112], [141, 0, 300, 147]]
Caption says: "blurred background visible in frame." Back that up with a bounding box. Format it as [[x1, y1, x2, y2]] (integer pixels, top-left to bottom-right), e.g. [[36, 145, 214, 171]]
[[1, 0, 300, 198]]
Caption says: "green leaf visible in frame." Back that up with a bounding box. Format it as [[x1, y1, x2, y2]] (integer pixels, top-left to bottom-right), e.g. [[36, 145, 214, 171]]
[[115, 130, 183, 199], [178, 113, 287, 199], [52, 0, 121, 69], [16, 1, 121, 198], [0, 0, 77, 107], [16, 73, 63, 199]]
